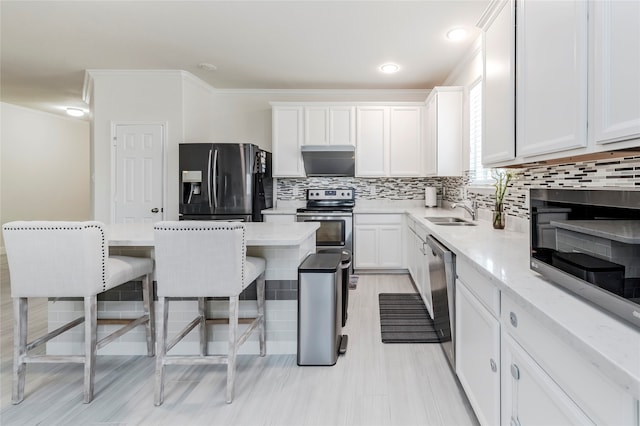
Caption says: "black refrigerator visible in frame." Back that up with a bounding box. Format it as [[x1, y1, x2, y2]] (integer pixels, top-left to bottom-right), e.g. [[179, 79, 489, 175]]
[[179, 143, 273, 221]]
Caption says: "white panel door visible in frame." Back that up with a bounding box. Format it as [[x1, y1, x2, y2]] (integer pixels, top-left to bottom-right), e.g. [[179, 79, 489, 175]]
[[353, 225, 378, 268], [377, 225, 403, 268], [356, 106, 388, 176], [591, 0, 640, 145], [272, 106, 304, 177], [389, 107, 422, 176], [329, 106, 355, 145], [114, 124, 164, 224], [516, 0, 588, 157], [456, 280, 500, 426], [482, 0, 516, 164], [501, 333, 595, 426], [423, 96, 437, 176], [304, 107, 329, 145]]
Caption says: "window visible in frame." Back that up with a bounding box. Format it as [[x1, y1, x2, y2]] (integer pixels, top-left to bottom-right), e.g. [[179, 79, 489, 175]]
[[469, 79, 492, 184]]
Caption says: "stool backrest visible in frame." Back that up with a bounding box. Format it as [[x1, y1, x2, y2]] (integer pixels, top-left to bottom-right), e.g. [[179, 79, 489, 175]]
[[153, 221, 247, 297], [2, 221, 107, 297]]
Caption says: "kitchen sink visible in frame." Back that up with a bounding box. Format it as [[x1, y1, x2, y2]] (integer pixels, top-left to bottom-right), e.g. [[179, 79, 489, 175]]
[[425, 216, 476, 226]]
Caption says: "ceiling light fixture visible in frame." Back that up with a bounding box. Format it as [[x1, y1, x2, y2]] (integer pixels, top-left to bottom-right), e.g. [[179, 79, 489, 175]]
[[197, 62, 217, 71], [446, 28, 469, 41], [66, 107, 85, 117], [379, 63, 400, 74]]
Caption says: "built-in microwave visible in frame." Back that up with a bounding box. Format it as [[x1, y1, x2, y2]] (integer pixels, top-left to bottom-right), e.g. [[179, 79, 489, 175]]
[[530, 188, 640, 328]]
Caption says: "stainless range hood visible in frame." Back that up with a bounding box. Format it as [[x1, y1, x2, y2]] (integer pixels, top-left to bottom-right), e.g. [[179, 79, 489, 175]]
[[301, 145, 355, 177]]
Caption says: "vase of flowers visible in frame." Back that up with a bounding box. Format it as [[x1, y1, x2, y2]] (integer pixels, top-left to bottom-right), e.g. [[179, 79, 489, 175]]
[[491, 169, 514, 230]]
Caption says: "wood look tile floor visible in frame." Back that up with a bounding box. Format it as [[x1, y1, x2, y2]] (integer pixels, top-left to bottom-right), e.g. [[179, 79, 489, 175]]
[[0, 256, 478, 426]]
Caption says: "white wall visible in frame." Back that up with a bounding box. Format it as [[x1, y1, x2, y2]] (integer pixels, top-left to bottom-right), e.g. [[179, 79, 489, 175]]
[[88, 70, 185, 222], [0, 102, 90, 250], [208, 89, 430, 152]]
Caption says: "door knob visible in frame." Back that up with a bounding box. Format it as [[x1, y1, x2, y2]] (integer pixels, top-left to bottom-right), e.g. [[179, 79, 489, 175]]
[[151, 208, 159, 213]]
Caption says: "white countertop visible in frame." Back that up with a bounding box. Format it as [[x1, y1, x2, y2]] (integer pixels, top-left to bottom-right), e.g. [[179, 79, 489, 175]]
[[396, 206, 640, 399], [107, 222, 319, 247]]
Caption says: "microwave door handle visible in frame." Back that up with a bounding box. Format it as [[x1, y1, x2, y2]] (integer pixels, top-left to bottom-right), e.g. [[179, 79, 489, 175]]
[[207, 149, 213, 209], [213, 149, 219, 209]]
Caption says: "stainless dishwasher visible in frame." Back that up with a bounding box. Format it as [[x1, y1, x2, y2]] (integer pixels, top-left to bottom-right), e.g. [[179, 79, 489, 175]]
[[425, 235, 456, 369]]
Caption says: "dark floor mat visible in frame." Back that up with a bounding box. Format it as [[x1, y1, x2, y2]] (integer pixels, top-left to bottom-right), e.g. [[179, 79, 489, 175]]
[[379, 293, 440, 343]]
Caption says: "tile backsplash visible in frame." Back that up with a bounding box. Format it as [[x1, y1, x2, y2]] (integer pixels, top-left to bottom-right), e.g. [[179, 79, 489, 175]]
[[276, 155, 640, 221], [277, 176, 465, 202], [468, 154, 640, 220]]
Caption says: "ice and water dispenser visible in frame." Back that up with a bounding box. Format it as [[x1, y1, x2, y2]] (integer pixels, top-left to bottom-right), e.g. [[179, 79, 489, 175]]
[[182, 170, 202, 204]]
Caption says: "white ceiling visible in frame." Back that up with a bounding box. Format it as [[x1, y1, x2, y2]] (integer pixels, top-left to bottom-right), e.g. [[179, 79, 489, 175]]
[[1, 0, 489, 118]]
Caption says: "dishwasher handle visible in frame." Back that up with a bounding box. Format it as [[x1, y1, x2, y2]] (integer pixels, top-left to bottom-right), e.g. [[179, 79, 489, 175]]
[[426, 235, 454, 263]]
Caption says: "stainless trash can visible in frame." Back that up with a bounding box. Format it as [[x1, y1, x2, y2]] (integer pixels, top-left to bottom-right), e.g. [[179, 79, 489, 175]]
[[317, 248, 351, 327], [297, 253, 344, 366]]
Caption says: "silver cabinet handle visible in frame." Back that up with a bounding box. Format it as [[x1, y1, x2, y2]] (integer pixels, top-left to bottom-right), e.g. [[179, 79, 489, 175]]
[[151, 208, 159, 213], [212, 149, 219, 208], [490, 358, 497, 372], [510, 312, 518, 328]]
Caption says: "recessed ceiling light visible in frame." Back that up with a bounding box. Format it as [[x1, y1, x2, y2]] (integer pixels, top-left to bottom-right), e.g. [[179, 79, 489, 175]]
[[379, 63, 400, 74], [446, 28, 469, 41], [66, 107, 85, 117], [197, 62, 217, 71]]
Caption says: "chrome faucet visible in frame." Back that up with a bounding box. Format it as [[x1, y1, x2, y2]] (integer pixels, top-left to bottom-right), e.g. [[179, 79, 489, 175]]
[[451, 200, 478, 221]]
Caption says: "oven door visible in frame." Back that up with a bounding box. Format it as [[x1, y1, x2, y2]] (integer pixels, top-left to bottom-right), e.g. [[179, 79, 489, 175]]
[[296, 212, 349, 247]]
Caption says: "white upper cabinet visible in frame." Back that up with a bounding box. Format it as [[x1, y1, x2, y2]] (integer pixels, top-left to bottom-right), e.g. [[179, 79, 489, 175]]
[[481, 0, 516, 165], [389, 106, 423, 176], [356, 106, 389, 177], [304, 106, 355, 146], [356, 104, 424, 177], [272, 106, 305, 177], [516, 0, 589, 158], [590, 0, 640, 146], [423, 87, 463, 176]]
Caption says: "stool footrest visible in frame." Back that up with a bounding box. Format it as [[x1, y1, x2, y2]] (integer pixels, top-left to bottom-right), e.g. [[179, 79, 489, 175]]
[[26, 316, 85, 352], [97, 315, 149, 350], [24, 355, 85, 364]]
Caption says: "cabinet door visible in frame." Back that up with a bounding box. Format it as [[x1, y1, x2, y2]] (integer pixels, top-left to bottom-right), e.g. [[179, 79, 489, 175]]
[[389, 107, 422, 176], [272, 107, 304, 177], [456, 280, 500, 426], [501, 333, 595, 426], [482, 0, 516, 164], [377, 225, 403, 268], [516, 0, 588, 157], [329, 107, 356, 145], [423, 96, 437, 176], [356, 107, 389, 176], [436, 90, 463, 176], [353, 225, 378, 268], [591, 0, 640, 145], [304, 107, 329, 145]]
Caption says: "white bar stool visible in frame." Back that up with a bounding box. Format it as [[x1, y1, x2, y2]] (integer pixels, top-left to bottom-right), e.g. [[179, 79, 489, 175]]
[[2, 221, 155, 404], [153, 221, 266, 405]]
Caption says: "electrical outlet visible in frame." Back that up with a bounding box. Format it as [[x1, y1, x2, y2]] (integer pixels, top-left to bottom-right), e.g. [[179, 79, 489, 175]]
[[293, 187, 299, 197], [370, 186, 376, 196]]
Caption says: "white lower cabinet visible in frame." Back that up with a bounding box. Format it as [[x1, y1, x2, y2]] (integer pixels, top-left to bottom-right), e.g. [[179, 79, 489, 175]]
[[354, 214, 403, 270], [456, 279, 500, 426], [501, 294, 638, 425], [501, 333, 595, 426]]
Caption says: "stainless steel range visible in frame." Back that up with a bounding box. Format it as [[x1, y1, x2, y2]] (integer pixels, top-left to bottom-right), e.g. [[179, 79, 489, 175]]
[[296, 187, 354, 264]]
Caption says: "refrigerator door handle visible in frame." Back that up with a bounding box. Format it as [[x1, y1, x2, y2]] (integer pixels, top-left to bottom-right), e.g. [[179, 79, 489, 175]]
[[207, 149, 213, 209], [213, 149, 219, 208]]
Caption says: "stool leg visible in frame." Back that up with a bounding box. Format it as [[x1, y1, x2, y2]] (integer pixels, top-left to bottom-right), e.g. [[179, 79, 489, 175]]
[[12, 297, 28, 404], [154, 297, 168, 406], [142, 275, 155, 356], [256, 274, 266, 357], [83, 296, 97, 403], [198, 297, 206, 356], [226, 295, 239, 404]]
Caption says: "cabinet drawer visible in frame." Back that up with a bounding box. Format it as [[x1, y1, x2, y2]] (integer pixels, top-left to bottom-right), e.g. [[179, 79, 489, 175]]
[[354, 214, 402, 225], [502, 294, 636, 425], [456, 257, 500, 317]]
